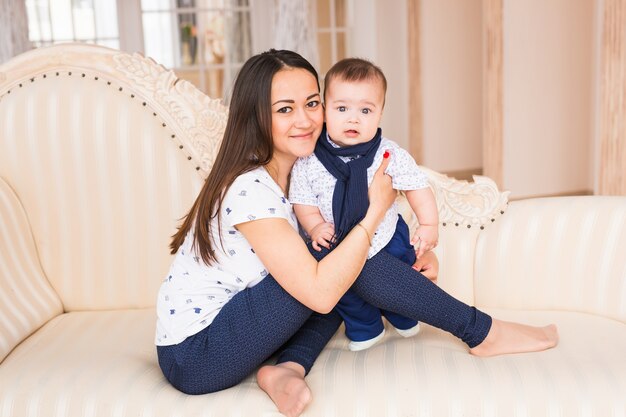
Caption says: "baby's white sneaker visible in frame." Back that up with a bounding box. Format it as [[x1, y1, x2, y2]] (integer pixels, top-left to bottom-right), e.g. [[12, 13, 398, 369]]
[[348, 329, 386, 351], [394, 323, 421, 338]]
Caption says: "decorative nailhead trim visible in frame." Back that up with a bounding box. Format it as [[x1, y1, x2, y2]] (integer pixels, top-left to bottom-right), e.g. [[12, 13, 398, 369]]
[[1, 69, 202, 175]]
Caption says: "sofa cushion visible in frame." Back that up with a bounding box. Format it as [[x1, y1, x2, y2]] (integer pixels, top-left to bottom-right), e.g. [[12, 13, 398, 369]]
[[0, 177, 62, 363], [474, 196, 626, 323], [0, 308, 623, 416]]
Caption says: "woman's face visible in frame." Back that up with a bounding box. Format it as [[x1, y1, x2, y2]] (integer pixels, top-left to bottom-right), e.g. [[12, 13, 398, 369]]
[[270, 67, 324, 162]]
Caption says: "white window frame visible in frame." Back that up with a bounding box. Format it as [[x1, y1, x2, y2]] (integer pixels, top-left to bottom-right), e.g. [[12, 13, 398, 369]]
[[118, 0, 254, 98], [26, 0, 121, 48], [314, 0, 350, 70]]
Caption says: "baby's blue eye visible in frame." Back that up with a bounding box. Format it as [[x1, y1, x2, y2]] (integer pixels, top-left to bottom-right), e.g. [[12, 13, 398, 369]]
[[361, 108, 371, 114], [338, 106, 346, 112]]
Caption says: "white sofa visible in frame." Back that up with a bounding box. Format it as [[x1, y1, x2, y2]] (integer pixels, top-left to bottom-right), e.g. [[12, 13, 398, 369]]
[[1, 44, 625, 417]]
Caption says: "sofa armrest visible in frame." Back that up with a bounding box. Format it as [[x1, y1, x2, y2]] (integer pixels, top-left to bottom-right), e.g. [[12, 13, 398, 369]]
[[0, 177, 62, 363], [474, 196, 626, 323]]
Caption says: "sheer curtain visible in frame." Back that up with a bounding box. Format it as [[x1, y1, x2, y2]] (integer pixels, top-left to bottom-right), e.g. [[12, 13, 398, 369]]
[[222, 0, 252, 99], [273, 0, 319, 71], [0, 0, 31, 64]]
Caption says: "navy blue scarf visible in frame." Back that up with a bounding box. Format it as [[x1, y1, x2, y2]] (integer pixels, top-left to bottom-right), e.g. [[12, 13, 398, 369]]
[[314, 125, 382, 245]]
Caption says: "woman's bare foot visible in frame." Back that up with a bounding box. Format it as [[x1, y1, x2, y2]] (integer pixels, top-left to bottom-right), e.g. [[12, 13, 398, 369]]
[[470, 319, 559, 357], [257, 362, 312, 417]]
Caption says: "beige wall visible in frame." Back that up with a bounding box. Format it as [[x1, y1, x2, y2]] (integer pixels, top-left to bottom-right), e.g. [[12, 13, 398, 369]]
[[351, 0, 483, 173], [406, 0, 598, 198], [503, 0, 595, 198], [420, 0, 483, 173], [376, 0, 410, 150], [349, 0, 410, 150]]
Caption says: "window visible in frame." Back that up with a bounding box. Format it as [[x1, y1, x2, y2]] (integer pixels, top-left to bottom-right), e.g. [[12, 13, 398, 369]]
[[315, 0, 348, 74], [25, 0, 120, 49], [24, 0, 352, 100], [140, 0, 252, 100]]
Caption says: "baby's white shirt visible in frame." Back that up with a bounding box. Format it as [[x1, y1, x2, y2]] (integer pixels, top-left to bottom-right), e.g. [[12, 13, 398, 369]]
[[289, 135, 429, 258]]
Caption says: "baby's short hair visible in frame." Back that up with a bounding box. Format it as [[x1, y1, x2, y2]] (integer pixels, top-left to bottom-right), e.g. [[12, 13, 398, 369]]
[[323, 57, 387, 101]]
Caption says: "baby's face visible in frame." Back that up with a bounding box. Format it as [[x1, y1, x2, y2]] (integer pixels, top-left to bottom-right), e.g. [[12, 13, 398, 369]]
[[324, 78, 384, 147]]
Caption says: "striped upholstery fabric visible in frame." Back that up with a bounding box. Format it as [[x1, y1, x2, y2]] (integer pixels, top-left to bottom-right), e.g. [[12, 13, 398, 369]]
[[0, 308, 623, 416], [0, 66, 203, 311], [475, 197, 626, 323], [432, 226, 480, 305], [0, 178, 62, 362]]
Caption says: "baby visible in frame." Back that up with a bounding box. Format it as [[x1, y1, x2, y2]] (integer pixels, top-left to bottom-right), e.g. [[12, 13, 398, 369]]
[[289, 57, 438, 351]]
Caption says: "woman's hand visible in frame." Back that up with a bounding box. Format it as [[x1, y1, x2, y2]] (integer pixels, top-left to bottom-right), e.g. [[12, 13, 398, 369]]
[[366, 151, 396, 221], [412, 250, 439, 283]]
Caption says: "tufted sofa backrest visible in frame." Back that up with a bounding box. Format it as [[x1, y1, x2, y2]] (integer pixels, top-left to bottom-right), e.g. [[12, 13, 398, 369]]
[[0, 44, 227, 311]]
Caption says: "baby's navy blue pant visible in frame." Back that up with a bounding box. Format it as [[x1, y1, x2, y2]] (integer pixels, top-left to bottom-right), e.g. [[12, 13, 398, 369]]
[[336, 215, 418, 341]]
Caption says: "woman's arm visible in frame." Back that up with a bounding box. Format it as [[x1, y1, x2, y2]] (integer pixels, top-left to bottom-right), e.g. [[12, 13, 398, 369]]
[[237, 156, 395, 314]]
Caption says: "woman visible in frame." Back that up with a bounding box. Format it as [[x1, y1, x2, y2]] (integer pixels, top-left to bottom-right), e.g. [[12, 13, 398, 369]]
[[155, 49, 558, 417]]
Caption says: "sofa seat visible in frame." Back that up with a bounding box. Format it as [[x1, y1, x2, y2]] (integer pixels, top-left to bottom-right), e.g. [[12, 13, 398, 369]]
[[1, 308, 624, 416]]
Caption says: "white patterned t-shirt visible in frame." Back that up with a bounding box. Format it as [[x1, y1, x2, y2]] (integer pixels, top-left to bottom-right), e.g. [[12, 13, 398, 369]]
[[289, 135, 429, 259], [155, 166, 297, 346]]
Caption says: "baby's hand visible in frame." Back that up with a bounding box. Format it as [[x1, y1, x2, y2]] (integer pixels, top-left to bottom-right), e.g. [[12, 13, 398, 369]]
[[411, 224, 439, 259], [310, 222, 335, 251]]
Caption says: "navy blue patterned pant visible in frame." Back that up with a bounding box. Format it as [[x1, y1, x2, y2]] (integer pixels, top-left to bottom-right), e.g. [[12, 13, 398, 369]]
[[157, 244, 492, 395]]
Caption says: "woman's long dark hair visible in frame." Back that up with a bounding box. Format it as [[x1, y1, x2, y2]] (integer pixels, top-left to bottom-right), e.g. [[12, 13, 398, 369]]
[[170, 49, 320, 265]]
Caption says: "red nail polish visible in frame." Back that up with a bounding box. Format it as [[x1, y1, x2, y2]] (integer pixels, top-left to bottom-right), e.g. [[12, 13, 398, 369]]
[[383, 151, 390, 159]]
